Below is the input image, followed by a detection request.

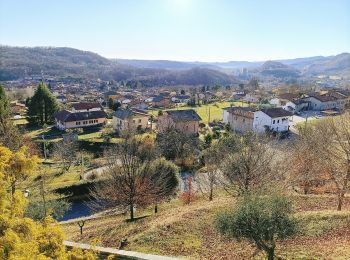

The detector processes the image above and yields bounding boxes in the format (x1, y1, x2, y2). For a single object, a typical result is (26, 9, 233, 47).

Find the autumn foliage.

(0, 145, 96, 259)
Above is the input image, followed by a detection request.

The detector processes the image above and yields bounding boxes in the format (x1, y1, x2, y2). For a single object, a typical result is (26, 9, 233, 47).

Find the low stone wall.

(63, 241, 180, 260)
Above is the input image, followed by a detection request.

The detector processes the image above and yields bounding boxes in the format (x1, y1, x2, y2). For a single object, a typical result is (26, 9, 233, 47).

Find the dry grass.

(61, 194, 350, 259)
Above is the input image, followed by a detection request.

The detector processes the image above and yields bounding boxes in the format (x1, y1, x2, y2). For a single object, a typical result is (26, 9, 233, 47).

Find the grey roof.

(104, 91, 118, 96)
(261, 108, 293, 118)
(166, 109, 202, 122)
(278, 93, 299, 101)
(292, 98, 309, 105)
(308, 93, 337, 102)
(55, 110, 107, 122)
(174, 95, 191, 99)
(113, 109, 134, 119)
(113, 109, 148, 120)
(153, 96, 166, 102)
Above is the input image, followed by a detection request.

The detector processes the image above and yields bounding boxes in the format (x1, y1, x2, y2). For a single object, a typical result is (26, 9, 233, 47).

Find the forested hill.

(0, 46, 237, 86)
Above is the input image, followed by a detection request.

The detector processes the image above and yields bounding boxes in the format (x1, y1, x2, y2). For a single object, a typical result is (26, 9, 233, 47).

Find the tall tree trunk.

(267, 247, 275, 260)
(209, 186, 213, 201)
(11, 182, 16, 196)
(337, 192, 344, 211)
(130, 203, 134, 221)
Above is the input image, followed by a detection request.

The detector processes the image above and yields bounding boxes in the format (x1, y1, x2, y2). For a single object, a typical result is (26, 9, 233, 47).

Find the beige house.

(112, 109, 149, 132)
(223, 107, 255, 133)
(157, 109, 201, 134)
(54, 110, 107, 130)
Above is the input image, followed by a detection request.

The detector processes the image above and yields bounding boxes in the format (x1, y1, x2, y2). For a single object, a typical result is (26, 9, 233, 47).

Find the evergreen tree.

(0, 84, 24, 151)
(27, 82, 59, 125)
(0, 84, 10, 119)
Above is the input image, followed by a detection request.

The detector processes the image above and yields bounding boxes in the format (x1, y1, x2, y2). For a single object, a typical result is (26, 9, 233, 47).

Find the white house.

(282, 99, 309, 113)
(253, 108, 293, 133)
(54, 110, 107, 130)
(171, 95, 191, 103)
(269, 98, 281, 107)
(243, 93, 260, 103)
(56, 95, 67, 103)
(224, 107, 292, 134)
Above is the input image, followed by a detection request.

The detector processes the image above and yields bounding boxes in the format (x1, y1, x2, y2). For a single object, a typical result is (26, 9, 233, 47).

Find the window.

(277, 120, 279, 123)
(273, 120, 275, 124)
(133, 119, 136, 123)
(138, 119, 141, 123)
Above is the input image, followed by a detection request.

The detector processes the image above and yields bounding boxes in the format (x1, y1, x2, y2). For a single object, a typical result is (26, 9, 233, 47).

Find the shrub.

(180, 177, 196, 204)
(216, 194, 298, 260)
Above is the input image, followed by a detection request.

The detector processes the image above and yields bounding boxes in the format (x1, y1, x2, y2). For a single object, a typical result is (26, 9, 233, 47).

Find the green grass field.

(149, 101, 248, 123)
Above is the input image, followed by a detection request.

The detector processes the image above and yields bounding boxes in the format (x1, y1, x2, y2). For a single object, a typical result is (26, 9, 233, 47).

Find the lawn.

(148, 101, 248, 123)
(61, 193, 350, 259)
(12, 118, 29, 125)
(20, 163, 87, 197)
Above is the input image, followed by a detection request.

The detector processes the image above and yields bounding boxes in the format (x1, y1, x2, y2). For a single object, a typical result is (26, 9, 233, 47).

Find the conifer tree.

(27, 82, 59, 125)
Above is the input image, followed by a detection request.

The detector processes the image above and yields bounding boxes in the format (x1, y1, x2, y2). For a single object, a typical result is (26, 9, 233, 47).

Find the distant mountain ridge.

(259, 61, 301, 78)
(0, 46, 237, 86)
(1, 45, 349, 84)
(303, 53, 350, 76)
(117, 53, 350, 79)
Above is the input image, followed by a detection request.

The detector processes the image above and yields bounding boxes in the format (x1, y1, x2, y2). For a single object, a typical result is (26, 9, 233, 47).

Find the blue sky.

(0, 0, 349, 61)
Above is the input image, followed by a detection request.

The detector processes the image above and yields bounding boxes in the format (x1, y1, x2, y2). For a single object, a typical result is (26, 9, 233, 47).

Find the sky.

(0, 0, 349, 62)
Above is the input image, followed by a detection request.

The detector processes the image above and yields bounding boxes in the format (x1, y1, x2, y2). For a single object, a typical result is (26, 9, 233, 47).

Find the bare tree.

(220, 133, 275, 195)
(300, 113, 350, 210)
(52, 140, 78, 173)
(91, 138, 179, 220)
(197, 142, 224, 201)
(288, 131, 324, 194)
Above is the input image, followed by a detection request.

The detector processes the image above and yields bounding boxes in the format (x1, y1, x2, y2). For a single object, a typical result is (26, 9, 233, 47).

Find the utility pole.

(42, 134, 47, 161)
(208, 107, 211, 124)
(80, 152, 84, 180)
(39, 175, 47, 218)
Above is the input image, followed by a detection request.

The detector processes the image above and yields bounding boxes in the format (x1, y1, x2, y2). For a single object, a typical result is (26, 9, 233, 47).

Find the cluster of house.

(269, 89, 349, 114)
(54, 102, 203, 135)
(223, 107, 292, 134)
(52, 84, 225, 110)
(223, 89, 349, 134)
(103, 90, 217, 110)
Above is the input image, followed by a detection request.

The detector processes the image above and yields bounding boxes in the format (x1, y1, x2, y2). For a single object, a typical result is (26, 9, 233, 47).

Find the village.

(2, 79, 350, 259)
(5, 78, 350, 139)
(1, 0, 350, 258)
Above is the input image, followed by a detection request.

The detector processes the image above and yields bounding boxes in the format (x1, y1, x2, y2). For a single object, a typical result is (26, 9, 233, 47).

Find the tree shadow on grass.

(125, 215, 151, 223)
